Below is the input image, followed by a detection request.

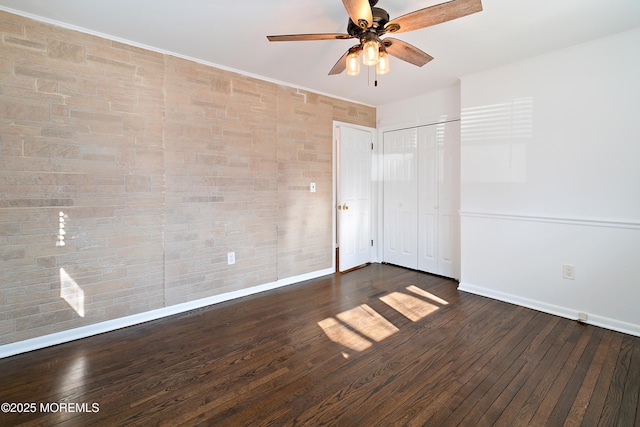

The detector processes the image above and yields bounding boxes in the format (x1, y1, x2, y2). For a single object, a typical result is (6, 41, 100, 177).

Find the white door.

(383, 128, 418, 269)
(417, 125, 438, 272)
(436, 121, 460, 278)
(338, 125, 372, 272)
(417, 121, 460, 278)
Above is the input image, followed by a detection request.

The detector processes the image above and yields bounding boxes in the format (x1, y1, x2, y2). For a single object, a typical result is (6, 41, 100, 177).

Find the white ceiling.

(1, 0, 639, 107)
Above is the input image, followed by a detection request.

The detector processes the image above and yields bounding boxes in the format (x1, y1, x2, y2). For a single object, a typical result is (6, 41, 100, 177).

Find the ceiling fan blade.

(342, 0, 373, 29)
(267, 33, 353, 42)
(382, 38, 434, 67)
(328, 45, 362, 75)
(386, 0, 482, 34)
(329, 51, 350, 75)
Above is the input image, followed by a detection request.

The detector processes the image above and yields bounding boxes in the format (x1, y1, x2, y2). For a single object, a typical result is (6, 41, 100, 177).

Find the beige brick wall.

(0, 11, 375, 346)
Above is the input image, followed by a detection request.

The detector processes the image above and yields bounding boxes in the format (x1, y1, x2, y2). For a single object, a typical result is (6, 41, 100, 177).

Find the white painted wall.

(377, 84, 461, 128)
(458, 28, 640, 336)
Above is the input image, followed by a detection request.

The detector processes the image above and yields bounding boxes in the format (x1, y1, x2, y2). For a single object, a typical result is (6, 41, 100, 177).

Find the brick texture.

(0, 10, 375, 346)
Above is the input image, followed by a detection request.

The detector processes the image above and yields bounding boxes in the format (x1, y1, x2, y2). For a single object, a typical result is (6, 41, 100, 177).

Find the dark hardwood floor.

(1, 264, 639, 426)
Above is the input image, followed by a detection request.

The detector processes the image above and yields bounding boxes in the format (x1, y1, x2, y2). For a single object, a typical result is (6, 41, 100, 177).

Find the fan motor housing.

(347, 6, 389, 36)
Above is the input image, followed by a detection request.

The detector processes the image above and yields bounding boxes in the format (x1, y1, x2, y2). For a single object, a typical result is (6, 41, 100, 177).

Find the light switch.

(310, 182, 316, 192)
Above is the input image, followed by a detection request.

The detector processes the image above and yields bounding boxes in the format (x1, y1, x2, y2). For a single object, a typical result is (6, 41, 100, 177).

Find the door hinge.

(371, 143, 374, 150)
(371, 240, 374, 246)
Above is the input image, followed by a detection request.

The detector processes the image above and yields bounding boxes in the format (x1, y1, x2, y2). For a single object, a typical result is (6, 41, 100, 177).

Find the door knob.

(343, 204, 349, 210)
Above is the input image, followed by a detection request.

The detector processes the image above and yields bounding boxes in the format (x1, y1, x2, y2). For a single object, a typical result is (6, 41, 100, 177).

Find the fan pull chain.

(366, 65, 379, 87)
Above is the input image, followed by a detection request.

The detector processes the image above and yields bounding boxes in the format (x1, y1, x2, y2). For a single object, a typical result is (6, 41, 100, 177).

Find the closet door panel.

(418, 125, 438, 272)
(437, 121, 460, 278)
(383, 128, 418, 269)
(419, 212, 437, 265)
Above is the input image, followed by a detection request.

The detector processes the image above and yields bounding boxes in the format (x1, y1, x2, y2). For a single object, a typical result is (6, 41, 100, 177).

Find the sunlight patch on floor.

(58, 352, 87, 394)
(336, 304, 399, 342)
(318, 317, 372, 352)
(406, 285, 449, 305)
(380, 292, 439, 322)
(318, 283, 450, 356)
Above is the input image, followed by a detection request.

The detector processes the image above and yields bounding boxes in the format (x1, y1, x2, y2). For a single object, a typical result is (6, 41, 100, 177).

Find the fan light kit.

(376, 48, 390, 75)
(346, 49, 361, 76)
(267, 0, 482, 79)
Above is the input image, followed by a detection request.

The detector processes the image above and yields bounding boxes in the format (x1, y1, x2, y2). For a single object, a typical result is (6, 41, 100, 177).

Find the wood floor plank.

(491, 322, 589, 427)
(216, 276, 480, 421)
(377, 306, 544, 426)
(618, 336, 640, 426)
(562, 330, 613, 427)
(546, 326, 604, 426)
(0, 264, 639, 426)
(581, 332, 625, 427)
(528, 324, 595, 426)
(435, 310, 559, 425)
(315, 300, 520, 426)
(267, 291, 493, 425)
(459, 319, 575, 425)
(598, 334, 634, 426)
(420, 312, 551, 426)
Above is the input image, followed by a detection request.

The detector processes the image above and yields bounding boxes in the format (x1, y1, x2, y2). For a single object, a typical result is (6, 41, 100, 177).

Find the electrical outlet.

(227, 252, 235, 265)
(562, 264, 575, 280)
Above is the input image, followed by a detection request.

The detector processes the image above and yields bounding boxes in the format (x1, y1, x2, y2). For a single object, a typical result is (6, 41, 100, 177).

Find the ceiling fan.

(267, 0, 483, 76)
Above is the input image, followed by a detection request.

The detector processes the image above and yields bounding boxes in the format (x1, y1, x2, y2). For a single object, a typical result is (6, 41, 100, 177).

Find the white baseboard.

(458, 282, 640, 338)
(0, 268, 334, 359)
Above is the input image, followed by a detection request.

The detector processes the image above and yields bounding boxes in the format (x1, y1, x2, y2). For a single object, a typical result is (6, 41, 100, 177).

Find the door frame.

(332, 121, 377, 272)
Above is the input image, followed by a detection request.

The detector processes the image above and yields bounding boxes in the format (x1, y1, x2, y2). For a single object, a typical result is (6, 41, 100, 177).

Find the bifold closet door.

(417, 125, 438, 273)
(383, 128, 418, 270)
(383, 121, 460, 279)
(434, 121, 460, 278)
(417, 122, 459, 278)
